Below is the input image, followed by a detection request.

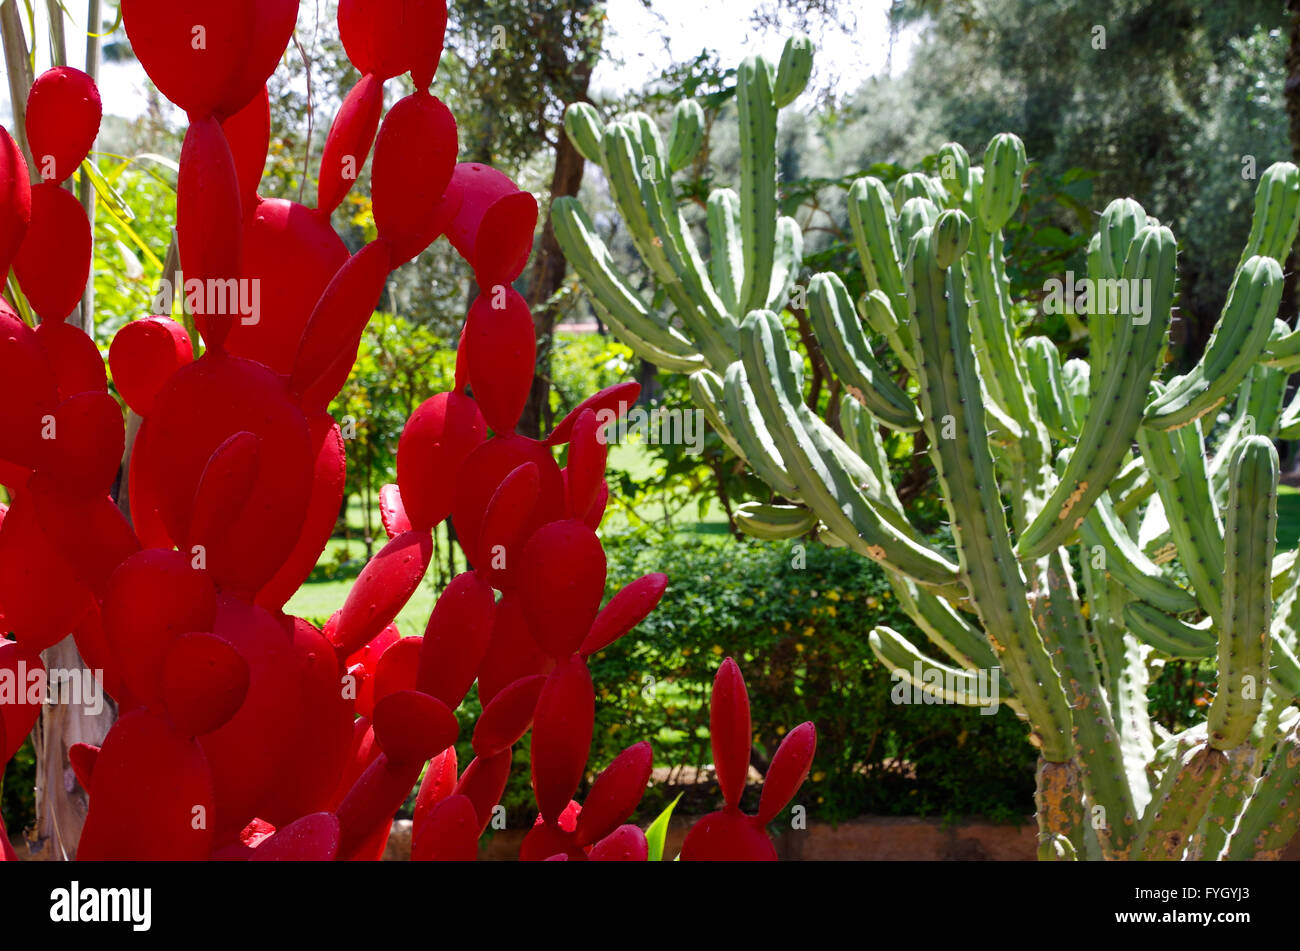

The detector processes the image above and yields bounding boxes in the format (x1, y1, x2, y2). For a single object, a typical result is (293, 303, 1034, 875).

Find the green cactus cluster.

(554, 37, 1300, 860)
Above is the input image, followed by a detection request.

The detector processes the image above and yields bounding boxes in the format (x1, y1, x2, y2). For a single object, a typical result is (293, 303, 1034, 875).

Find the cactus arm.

(1143, 256, 1284, 431)
(1024, 336, 1078, 439)
(1078, 492, 1196, 615)
(859, 289, 917, 374)
(736, 55, 779, 315)
(733, 502, 817, 540)
(906, 222, 1073, 761)
(1264, 328, 1300, 372)
(1207, 437, 1278, 751)
(1135, 419, 1225, 621)
(666, 98, 705, 172)
(1194, 744, 1261, 860)
(848, 177, 912, 342)
(807, 272, 923, 431)
(706, 188, 746, 319)
(687, 368, 749, 462)
(839, 395, 906, 513)
(738, 310, 962, 587)
(563, 102, 605, 164)
(551, 197, 706, 369)
(1133, 745, 1229, 860)
(1018, 225, 1178, 559)
(766, 216, 804, 311)
(887, 570, 997, 672)
(1122, 602, 1216, 659)
(868, 626, 1007, 707)
(1224, 723, 1300, 859)
(720, 362, 801, 498)
(773, 34, 814, 107)
(1238, 161, 1300, 267)
(1034, 551, 1138, 856)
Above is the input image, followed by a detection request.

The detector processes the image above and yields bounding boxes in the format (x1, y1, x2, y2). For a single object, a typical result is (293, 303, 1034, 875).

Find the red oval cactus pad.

(709, 657, 752, 810)
(574, 741, 653, 846)
(249, 813, 341, 862)
(108, 316, 193, 418)
(589, 824, 648, 862)
(0, 127, 31, 275)
(410, 794, 479, 861)
(317, 74, 384, 215)
(756, 721, 816, 825)
(34, 391, 124, 497)
(440, 163, 537, 287)
(177, 117, 244, 349)
(416, 570, 495, 707)
(378, 483, 413, 538)
(13, 181, 91, 322)
(0, 311, 58, 470)
(372, 688, 459, 764)
(25, 67, 101, 184)
(161, 632, 251, 737)
(221, 86, 271, 211)
(453, 749, 513, 833)
(463, 286, 536, 435)
(516, 519, 607, 658)
(35, 320, 108, 399)
(371, 91, 458, 265)
(472, 674, 546, 758)
(530, 655, 595, 822)
(581, 573, 668, 657)
(476, 591, 552, 706)
(397, 391, 486, 531)
(330, 529, 433, 657)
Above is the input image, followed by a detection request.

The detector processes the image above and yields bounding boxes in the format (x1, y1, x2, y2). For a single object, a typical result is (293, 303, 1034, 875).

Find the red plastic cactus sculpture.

(0, 0, 813, 863)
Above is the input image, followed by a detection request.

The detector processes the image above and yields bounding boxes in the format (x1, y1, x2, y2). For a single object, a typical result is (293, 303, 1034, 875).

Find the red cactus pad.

(25, 67, 101, 184)
(406, 0, 450, 89)
(476, 461, 540, 586)
(371, 91, 458, 265)
(589, 824, 649, 862)
(0, 311, 57, 470)
(756, 721, 817, 825)
(530, 655, 595, 822)
(119, 0, 297, 119)
(77, 710, 217, 861)
(317, 74, 384, 215)
(344, 623, 400, 719)
(378, 484, 413, 538)
(710, 658, 753, 810)
(371, 634, 422, 704)
(411, 794, 479, 861)
(463, 287, 537, 436)
(476, 592, 552, 706)
(574, 741, 653, 846)
(581, 478, 609, 530)
(472, 674, 546, 758)
(249, 813, 341, 862)
(227, 198, 350, 374)
(516, 519, 607, 658)
(546, 381, 641, 446)
(413, 746, 458, 832)
(681, 809, 777, 862)
(256, 415, 347, 611)
(68, 741, 98, 791)
(292, 240, 394, 408)
(28, 477, 139, 597)
(439, 163, 538, 287)
(330, 530, 432, 657)
(177, 117, 244, 350)
(397, 391, 486, 531)
(13, 181, 91, 322)
(33, 391, 123, 497)
(0, 127, 31, 275)
(0, 492, 93, 648)
(71, 606, 129, 707)
(108, 316, 193, 418)
(35, 320, 108, 399)
(565, 409, 607, 519)
(580, 573, 669, 657)
(372, 688, 459, 764)
(416, 570, 496, 707)
(143, 353, 313, 597)
(519, 802, 584, 861)
(161, 632, 250, 737)
(453, 749, 513, 833)
(102, 548, 217, 705)
(221, 86, 270, 211)
(198, 597, 307, 842)
(124, 419, 173, 549)
(0, 639, 42, 763)
(337, 0, 409, 80)
(451, 435, 566, 564)
(335, 753, 424, 860)
(186, 431, 260, 552)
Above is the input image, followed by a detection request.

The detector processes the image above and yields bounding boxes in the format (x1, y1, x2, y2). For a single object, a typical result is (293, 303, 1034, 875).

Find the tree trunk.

(519, 112, 589, 439)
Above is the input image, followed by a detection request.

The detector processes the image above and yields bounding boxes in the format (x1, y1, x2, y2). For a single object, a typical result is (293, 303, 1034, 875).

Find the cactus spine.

(554, 38, 1300, 860)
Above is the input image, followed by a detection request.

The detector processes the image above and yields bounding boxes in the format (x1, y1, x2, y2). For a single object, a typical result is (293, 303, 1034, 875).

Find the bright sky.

(1, 0, 917, 125)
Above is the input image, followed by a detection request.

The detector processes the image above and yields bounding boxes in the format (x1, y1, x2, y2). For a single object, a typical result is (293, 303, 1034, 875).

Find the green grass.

(1278, 485, 1300, 551)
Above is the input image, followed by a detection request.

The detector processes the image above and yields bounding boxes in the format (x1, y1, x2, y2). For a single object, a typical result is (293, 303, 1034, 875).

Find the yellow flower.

(1081, 602, 1091, 619)
(775, 725, 786, 736)
(711, 645, 723, 656)
(795, 643, 805, 653)
(802, 626, 814, 637)
(742, 597, 754, 607)
(866, 596, 879, 609)
(826, 605, 837, 617)
(812, 771, 825, 782)
(826, 590, 841, 602)
(783, 620, 792, 632)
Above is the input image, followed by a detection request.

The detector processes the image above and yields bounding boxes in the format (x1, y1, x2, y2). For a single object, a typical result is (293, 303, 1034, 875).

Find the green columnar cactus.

(553, 38, 1300, 860)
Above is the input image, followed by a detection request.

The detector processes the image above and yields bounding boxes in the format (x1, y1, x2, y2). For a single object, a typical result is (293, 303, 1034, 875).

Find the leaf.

(645, 792, 682, 862)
